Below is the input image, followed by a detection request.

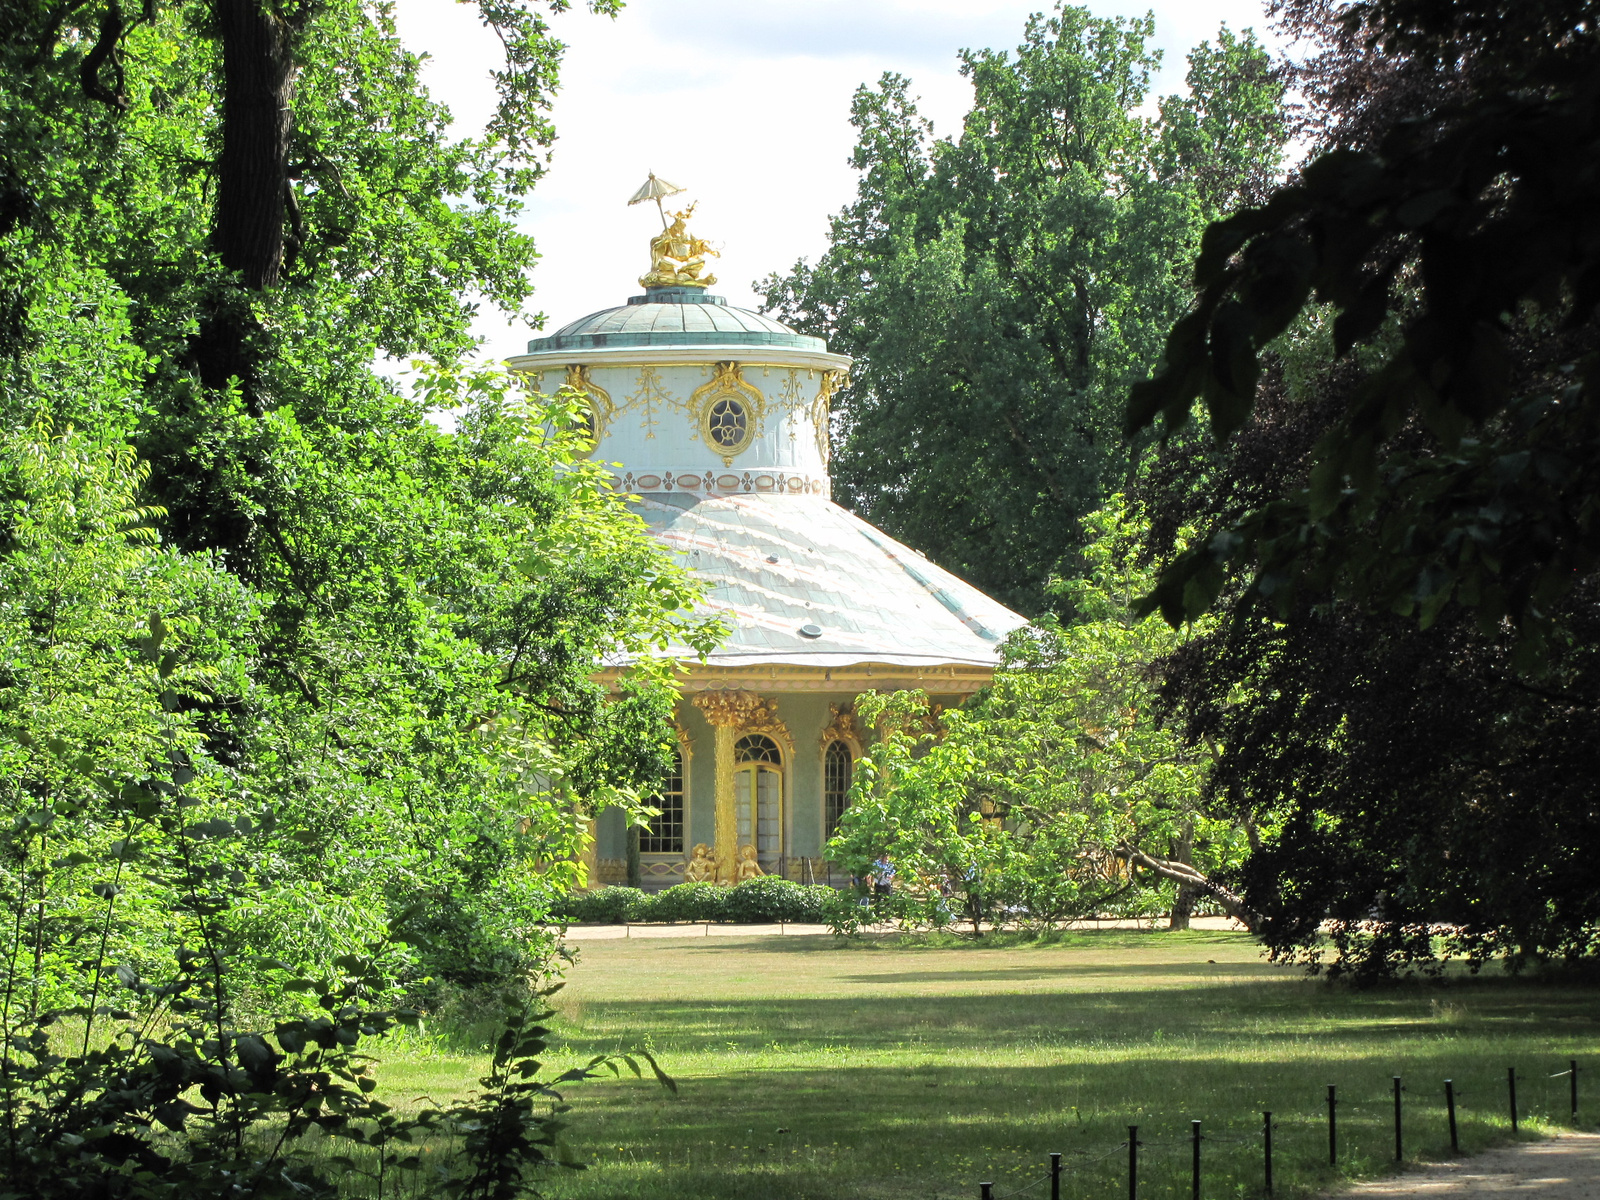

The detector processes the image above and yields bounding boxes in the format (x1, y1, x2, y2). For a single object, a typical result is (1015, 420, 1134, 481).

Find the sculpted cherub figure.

(735, 844, 764, 881)
(683, 842, 715, 883)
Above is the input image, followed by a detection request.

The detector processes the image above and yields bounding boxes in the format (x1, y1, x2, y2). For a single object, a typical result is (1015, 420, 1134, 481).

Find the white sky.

(390, 0, 1286, 356)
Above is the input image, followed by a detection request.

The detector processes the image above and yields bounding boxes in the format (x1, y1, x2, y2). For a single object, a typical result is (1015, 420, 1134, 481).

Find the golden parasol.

(628, 172, 686, 228)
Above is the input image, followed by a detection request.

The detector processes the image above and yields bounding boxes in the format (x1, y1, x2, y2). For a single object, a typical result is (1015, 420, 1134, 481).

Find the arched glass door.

(733, 734, 783, 875)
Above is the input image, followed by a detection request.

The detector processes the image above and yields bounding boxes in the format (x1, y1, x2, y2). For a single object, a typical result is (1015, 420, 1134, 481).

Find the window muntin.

(824, 740, 853, 839)
(640, 749, 684, 854)
(704, 396, 751, 455)
(734, 734, 781, 764)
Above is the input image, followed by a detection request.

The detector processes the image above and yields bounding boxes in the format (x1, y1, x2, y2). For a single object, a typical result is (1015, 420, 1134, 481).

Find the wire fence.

(968, 1058, 1587, 1200)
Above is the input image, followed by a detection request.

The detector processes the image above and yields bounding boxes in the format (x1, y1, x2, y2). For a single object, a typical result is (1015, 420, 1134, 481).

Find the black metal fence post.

(1129, 1125, 1139, 1200)
(1193, 1120, 1202, 1200)
(1051, 1151, 1062, 1200)
(981, 1184, 993, 1200)
(1446, 1079, 1459, 1153)
(1328, 1084, 1338, 1165)
(1573, 1060, 1580, 1124)
(1264, 1111, 1273, 1196)
(1394, 1076, 1403, 1161)
(1509, 1067, 1518, 1133)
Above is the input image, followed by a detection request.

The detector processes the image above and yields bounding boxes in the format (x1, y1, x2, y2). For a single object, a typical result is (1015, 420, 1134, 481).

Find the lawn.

(380, 929, 1600, 1200)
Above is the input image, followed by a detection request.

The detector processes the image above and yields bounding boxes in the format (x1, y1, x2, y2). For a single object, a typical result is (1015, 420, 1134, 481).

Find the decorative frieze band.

(611, 469, 829, 497)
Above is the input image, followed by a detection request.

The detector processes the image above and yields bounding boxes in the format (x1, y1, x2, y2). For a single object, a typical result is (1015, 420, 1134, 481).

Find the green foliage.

(0, 0, 718, 1004)
(826, 498, 1249, 933)
(552, 879, 844, 925)
(1125, 0, 1600, 670)
(1132, 0, 1600, 976)
(0, 0, 700, 1189)
(762, 6, 1286, 614)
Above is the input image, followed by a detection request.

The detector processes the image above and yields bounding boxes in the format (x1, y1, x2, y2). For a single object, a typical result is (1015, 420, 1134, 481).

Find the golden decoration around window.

(820, 702, 862, 755)
(691, 362, 766, 465)
(563, 364, 613, 446)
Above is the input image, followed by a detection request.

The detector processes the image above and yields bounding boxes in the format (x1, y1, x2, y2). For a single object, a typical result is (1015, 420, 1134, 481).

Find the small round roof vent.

(797, 623, 823, 639)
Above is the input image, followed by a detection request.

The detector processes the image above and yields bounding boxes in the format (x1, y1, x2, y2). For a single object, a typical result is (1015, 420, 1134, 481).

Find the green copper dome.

(526, 287, 825, 353)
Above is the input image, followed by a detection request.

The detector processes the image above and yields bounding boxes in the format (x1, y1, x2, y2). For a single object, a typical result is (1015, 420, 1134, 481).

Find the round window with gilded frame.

(702, 395, 753, 458)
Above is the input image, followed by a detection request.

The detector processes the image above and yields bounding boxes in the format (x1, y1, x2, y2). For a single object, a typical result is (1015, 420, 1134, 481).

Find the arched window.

(733, 734, 783, 864)
(639, 748, 684, 854)
(824, 740, 853, 839)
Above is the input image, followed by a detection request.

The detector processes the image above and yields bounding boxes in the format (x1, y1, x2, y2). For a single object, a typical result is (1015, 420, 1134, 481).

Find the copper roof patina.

(528, 287, 825, 354)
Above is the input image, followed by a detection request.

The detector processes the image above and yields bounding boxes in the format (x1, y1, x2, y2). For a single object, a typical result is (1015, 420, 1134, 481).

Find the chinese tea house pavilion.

(508, 182, 1027, 888)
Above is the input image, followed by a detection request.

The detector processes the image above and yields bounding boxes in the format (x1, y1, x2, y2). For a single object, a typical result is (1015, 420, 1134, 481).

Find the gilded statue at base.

(735, 844, 764, 881)
(683, 842, 715, 883)
(641, 204, 719, 289)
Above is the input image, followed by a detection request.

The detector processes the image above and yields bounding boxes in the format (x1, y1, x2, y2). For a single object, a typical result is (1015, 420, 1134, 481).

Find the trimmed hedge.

(552, 878, 845, 924)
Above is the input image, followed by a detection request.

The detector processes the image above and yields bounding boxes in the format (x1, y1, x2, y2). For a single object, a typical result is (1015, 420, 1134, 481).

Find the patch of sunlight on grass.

(366, 929, 1600, 1200)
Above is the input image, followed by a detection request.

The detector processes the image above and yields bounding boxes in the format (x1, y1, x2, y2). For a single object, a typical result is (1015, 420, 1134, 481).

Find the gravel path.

(1342, 1134, 1600, 1200)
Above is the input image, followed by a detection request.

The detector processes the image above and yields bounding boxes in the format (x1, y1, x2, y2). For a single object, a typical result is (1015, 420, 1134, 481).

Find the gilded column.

(693, 689, 756, 884)
(580, 813, 600, 890)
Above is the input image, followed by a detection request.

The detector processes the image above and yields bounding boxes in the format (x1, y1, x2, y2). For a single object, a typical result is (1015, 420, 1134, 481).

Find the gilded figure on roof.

(641, 204, 719, 289)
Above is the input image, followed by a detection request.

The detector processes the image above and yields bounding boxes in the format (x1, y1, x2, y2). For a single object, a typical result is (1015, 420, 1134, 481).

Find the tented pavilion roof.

(639, 491, 1026, 677)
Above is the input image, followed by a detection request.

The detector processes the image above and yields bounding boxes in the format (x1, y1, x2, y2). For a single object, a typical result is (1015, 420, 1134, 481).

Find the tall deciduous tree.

(0, 0, 720, 992)
(762, 6, 1286, 615)
(1133, 0, 1600, 974)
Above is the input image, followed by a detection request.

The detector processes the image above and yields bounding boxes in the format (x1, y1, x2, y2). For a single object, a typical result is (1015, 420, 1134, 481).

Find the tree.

(1127, 0, 1600, 670)
(828, 498, 1253, 934)
(1131, 0, 1600, 973)
(762, 6, 1286, 615)
(0, 0, 722, 991)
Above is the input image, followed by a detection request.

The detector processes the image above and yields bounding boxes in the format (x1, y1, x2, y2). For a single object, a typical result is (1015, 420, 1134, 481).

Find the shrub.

(649, 882, 731, 922)
(551, 880, 846, 924)
(723, 876, 836, 923)
(554, 886, 653, 923)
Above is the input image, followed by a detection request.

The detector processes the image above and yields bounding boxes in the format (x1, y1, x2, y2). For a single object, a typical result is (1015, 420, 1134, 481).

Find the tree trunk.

(625, 824, 641, 888)
(189, 0, 297, 421)
(1168, 823, 1196, 931)
(213, 0, 294, 291)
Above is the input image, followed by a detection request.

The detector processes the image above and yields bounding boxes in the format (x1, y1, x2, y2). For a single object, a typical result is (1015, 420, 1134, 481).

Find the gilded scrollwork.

(563, 364, 613, 442)
(690, 363, 766, 466)
(812, 369, 846, 464)
(820, 702, 862, 755)
(739, 695, 794, 758)
(691, 689, 794, 756)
